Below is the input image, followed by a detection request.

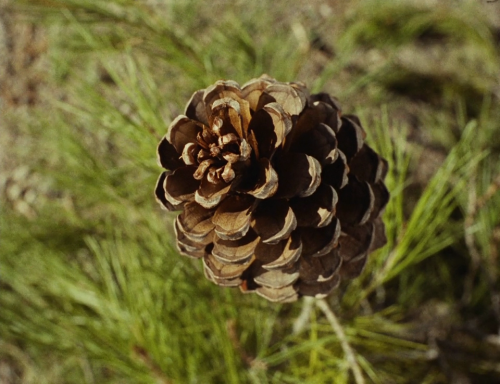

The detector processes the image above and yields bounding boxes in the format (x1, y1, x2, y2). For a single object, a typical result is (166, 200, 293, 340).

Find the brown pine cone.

(155, 75, 389, 303)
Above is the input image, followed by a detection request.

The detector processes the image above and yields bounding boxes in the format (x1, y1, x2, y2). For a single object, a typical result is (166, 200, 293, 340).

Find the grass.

(1, 0, 500, 383)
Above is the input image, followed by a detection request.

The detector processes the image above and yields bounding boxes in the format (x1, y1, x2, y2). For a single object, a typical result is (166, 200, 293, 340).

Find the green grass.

(1, 0, 500, 382)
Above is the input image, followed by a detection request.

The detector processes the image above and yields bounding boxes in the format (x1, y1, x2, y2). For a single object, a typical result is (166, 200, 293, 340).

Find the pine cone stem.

(316, 298, 366, 384)
(292, 296, 315, 335)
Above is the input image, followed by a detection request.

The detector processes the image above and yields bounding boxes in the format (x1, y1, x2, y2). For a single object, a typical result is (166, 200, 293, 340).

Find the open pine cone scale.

(155, 75, 389, 303)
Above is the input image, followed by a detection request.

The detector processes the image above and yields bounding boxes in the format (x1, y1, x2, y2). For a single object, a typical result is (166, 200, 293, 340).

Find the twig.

(316, 299, 365, 384)
(476, 173, 500, 210)
(465, 172, 500, 225)
(226, 319, 267, 370)
(462, 176, 480, 305)
(133, 345, 173, 384)
(293, 296, 315, 335)
(462, 172, 500, 332)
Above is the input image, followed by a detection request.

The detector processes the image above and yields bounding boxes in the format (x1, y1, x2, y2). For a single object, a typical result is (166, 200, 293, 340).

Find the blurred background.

(1, 0, 500, 383)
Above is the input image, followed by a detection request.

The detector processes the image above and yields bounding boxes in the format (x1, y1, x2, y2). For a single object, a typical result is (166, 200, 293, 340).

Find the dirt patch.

(0, 3, 51, 218)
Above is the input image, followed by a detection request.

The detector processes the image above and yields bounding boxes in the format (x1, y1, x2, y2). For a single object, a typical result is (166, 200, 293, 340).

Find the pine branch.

(316, 299, 365, 384)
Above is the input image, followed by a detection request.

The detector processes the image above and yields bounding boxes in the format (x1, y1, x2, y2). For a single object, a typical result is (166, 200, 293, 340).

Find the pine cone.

(155, 75, 389, 303)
